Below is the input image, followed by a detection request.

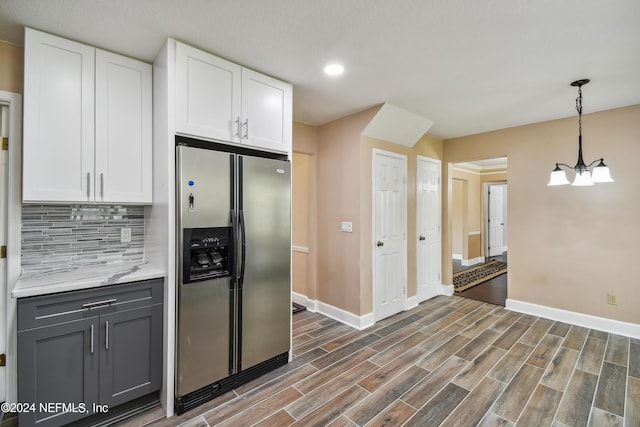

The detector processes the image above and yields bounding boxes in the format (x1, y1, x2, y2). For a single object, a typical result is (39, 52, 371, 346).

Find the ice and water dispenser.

(182, 227, 232, 284)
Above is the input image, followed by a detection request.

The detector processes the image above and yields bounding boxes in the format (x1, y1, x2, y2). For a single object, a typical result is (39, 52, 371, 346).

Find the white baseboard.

(316, 300, 375, 330)
(461, 257, 484, 267)
(506, 299, 640, 339)
(452, 253, 462, 261)
(295, 292, 434, 330)
(406, 295, 419, 311)
(293, 292, 374, 330)
(440, 284, 454, 296)
(292, 292, 317, 312)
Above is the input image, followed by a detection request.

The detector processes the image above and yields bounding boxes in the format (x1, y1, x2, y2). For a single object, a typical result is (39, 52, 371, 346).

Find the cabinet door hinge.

(1, 246, 6, 259)
(2, 137, 8, 151)
(0, 353, 5, 366)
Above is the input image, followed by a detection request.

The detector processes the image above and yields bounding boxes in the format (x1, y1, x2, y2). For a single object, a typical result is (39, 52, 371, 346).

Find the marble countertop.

(12, 260, 165, 298)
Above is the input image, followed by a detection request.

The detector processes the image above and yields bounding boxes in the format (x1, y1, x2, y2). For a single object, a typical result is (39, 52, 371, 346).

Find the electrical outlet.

(607, 293, 618, 305)
(121, 227, 132, 243)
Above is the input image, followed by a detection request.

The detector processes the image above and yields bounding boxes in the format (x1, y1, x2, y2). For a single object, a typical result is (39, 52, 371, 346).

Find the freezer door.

(175, 277, 231, 397)
(176, 145, 233, 229)
(239, 156, 291, 370)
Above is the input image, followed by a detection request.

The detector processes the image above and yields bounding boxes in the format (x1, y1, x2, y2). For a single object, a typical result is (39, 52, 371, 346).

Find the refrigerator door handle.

(231, 209, 238, 284)
(239, 210, 246, 289)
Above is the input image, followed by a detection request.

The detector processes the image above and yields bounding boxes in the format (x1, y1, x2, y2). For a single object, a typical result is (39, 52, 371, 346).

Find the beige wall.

(451, 168, 483, 260)
(451, 167, 508, 261)
(292, 152, 311, 297)
(308, 106, 443, 316)
(468, 234, 482, 259)
(0, 41, 23, 93)
(443, 104, 640, 324)
(292, 122, 318, 302)
(452, 168, 482, 232)
(315, 107, 378, 315)
(452, 179, 464, 256)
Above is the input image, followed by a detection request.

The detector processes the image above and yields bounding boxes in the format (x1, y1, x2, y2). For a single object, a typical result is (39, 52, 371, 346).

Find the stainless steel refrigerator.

(175, 144, 291, 413)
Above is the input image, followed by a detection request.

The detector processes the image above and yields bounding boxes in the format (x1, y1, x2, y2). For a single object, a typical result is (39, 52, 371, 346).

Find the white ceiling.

(1, 0, 639, 139)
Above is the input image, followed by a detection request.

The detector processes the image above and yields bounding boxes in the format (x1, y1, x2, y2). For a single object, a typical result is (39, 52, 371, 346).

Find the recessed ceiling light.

(324, 63, 344, 76)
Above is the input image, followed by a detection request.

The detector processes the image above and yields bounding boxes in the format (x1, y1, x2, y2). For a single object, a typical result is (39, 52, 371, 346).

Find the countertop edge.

(12, 262, 166, 298)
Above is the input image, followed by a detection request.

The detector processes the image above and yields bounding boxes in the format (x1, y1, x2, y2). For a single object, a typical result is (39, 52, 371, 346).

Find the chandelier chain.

(576, 86, 583, 136)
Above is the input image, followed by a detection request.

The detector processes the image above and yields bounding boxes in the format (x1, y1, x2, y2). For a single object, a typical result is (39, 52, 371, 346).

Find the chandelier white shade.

(547, 79, 614, 187)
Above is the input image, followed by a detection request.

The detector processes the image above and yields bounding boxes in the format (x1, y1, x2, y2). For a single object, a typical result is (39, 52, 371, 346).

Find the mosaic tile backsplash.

(21, 205, 145, 276)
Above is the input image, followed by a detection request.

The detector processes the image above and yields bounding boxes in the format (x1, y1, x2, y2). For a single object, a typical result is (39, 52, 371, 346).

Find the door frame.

(416, 155, 442, 302)
(483, 181, 508, 259)
(0, 90, 22, 404)
(372, 148, 408, 321)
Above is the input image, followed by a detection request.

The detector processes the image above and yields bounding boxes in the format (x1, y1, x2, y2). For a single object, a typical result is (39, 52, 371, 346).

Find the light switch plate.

(341, 221, 353, 233)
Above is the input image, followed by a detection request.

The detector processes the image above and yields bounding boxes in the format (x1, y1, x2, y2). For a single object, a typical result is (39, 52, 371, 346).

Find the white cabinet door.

(241, 68, 292, 153)
(23, 28, 95, 203)
(175, 42, 241, 143)
(95, 50, 152, 204)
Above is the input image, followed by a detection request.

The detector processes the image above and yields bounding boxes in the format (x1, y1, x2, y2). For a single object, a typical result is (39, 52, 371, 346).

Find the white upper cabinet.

(23, 28, 96, 203)
(23, 28, 152, 204)
(175, 41, 292, 154)
(241, 68, 292, 153)
(95, 50, 152, 203)
(176, 43, 242, 143)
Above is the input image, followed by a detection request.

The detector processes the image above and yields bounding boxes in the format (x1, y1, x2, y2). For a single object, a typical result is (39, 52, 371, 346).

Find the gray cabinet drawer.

(18, 279, 163, 331)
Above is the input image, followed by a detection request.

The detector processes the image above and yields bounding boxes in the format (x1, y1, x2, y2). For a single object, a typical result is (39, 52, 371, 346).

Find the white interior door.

(0, 103, 7, 402)
(417, 156, 441, 302)
(373, 150, 407, 321)
(1, 91, 22, 405)
(488, 184, 507, 256)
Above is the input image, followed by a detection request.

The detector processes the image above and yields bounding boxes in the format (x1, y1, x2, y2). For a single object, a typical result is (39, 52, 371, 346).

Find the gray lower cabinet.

(17, 279, 163, 427)
(99, 304, 163, 408)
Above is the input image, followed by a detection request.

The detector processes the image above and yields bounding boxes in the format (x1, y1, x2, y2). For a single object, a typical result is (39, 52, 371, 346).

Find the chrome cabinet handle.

(82, 298, 117, 309)
(234, 116, 241, 138)
(419, 236, 426, 241)
(100, 173, 104, 199)
(105, 321, 109, 351)
(90, 324, 94, 354)
(242, 118, 249, 140)
(376, 241, 384, 247)
(86, 172, 91, 199)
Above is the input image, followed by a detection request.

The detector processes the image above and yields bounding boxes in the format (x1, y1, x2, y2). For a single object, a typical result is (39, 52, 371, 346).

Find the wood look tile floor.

(120, 295, 639, 427)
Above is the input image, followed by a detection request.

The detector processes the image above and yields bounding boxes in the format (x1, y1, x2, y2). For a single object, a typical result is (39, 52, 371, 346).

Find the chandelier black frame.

(547, 79, 614, 186)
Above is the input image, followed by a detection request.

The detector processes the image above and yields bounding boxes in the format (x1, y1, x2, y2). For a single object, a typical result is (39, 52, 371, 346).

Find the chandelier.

(547, 79, 614, 186)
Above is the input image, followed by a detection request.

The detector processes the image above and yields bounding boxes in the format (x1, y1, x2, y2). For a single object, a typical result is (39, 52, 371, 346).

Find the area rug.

(292, 302, 307, 314)
(453, 260, 507, 292)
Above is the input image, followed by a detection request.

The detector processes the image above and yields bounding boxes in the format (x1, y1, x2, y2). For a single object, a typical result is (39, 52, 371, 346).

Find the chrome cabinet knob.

(376, 241, 384, 247)
(419, 236, 426, 241)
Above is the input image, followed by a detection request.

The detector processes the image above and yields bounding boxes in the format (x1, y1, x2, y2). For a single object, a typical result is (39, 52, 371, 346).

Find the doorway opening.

(451, 157, 507, 306)
(1, 90, 22, 405)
